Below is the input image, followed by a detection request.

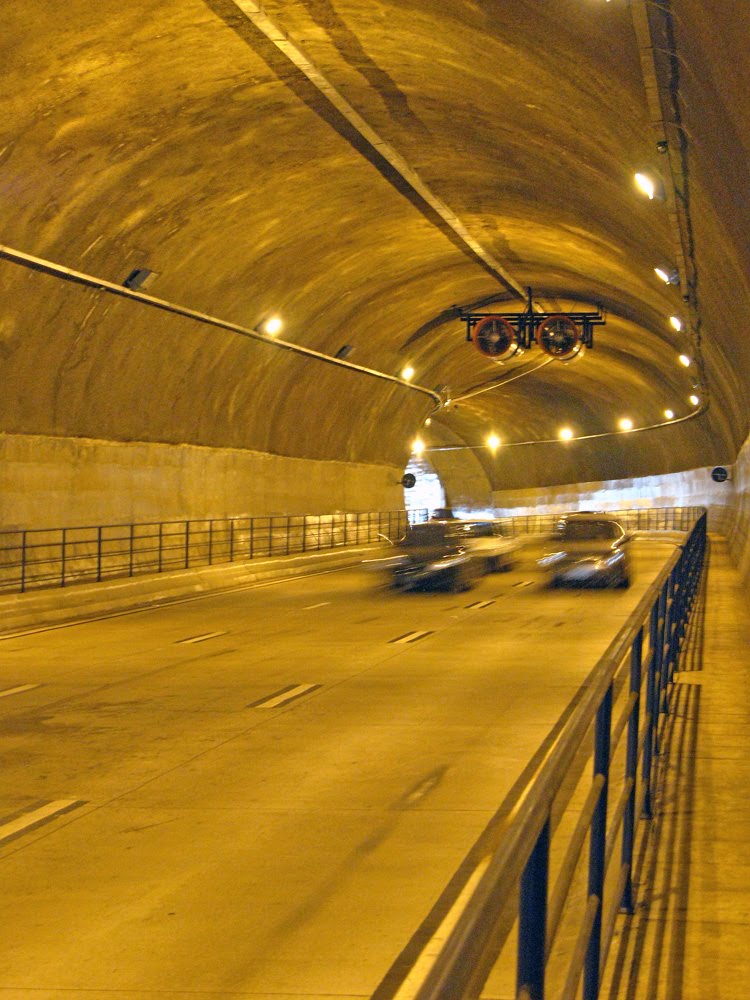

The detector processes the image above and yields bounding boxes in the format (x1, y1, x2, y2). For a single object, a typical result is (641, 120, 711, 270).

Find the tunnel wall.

(727, 431, 750, 592)
(0, 433, 404, 531)
(492, 466, 735, 533)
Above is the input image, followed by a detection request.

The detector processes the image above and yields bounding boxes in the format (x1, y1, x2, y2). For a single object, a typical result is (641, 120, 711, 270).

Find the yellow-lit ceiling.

(1, 0, 749, 489)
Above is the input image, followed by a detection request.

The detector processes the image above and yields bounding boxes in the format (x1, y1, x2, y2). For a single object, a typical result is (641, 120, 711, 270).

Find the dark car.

(363, 520, 476, 592)
(537, 513, 632, 588)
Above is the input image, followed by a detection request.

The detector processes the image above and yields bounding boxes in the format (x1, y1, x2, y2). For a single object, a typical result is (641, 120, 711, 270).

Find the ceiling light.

(670, 316, 683, 332)
(664, 409, 675, 420)
(678, 354, 691, 367)
(689, 394, 700, 406)
(618, 417, 634, 432)
(123, 267, 159, 291)
(486, 433, 501, 452)
(264, 316, 283, 336)
(412, 437, 425, 456)
(401, 365, 415, 382)
(335, 344, 354, 360)
(654, 266, 679, 285)
(424, 418, 431, 427)
(558, 427, 574, 441)
(634, 172, 657, 199)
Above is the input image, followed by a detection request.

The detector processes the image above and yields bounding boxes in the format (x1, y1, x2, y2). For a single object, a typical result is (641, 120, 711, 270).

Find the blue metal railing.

(410, 511, 707, 1000)
(0, 508, 429, 595)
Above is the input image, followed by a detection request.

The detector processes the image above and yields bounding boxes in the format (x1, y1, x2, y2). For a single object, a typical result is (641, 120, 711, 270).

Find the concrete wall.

(492, 466, 736, 534)
(0, 432, 404, 530)
(727, 431, 750, 587)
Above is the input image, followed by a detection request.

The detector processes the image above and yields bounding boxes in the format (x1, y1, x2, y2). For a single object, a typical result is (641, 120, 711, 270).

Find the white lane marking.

(466, 600, 495, 610)
(0, 800, 82, 845)
(176, 631, 228, 644)
(512, 580, 534, 589)
(393, 856, 492, 1000)
(390, 630, 434, 645)
(303, 602, 331, 610)
(250, 683, 321, 709)
(0, 684, 40, 699)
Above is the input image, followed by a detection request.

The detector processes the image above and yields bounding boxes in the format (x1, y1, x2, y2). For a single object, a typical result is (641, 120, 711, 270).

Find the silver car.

(538, 513, 632, 588)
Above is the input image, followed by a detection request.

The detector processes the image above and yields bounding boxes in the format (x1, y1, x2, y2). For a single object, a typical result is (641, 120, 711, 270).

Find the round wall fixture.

(471, 316, 520, 361)
(537, 315, 582, 360)
(401, 472, 417, 488)
(710, 466, 730, 483)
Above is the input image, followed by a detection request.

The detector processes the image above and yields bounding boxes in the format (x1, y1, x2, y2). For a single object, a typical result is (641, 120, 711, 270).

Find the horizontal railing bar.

(559, 895, 600, 1000)
(609, 691, 639, 760)
(604, 778, 635, 873)
(599, 863, 631, 977)
(546, 775, 605, 953)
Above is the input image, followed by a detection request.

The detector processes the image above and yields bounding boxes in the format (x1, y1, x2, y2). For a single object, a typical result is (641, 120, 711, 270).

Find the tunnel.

(1, 2, 749, 998)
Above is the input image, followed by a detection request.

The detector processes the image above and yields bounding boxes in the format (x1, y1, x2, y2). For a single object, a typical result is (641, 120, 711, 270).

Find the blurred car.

(363, 520, 477, 592)
(538, 513, 632, 588)
(455, 519, 521, 572)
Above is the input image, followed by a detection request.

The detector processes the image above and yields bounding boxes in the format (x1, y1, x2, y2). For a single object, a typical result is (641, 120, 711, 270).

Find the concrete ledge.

(0, 545, 384, 635)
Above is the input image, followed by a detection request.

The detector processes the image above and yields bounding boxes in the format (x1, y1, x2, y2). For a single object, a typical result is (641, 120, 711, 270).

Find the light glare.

(634, 172, 656, 199)
(401, 366, 415, 382)
(412, 437, 425, 456)
(264, 315, 283, 336)
(678, 354, 691, 367)
(486, 433, 501, 452)
(618, 417, 634, 432)
(559, 427, 574, 441)
(654, 267, 670, 283)
(689, 394, 700, 406)
(664, 409, 675, 420)
(670, 316, 683, 332)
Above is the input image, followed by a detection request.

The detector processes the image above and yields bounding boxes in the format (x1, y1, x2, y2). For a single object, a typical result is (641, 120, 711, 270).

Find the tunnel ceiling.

(2, 0, 750, 490)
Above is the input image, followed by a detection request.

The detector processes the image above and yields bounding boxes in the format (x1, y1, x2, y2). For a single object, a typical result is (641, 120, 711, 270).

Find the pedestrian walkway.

(602, 535, 750, 999)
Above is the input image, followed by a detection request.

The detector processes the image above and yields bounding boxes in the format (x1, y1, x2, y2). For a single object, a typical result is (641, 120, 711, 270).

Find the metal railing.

(495, 505, 703, 536)
(0, 509, 429, 595)
(411, 510, 707, 1000)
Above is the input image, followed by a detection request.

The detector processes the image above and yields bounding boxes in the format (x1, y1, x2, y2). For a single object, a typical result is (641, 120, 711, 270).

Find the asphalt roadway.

(0, 537, 682, 1000)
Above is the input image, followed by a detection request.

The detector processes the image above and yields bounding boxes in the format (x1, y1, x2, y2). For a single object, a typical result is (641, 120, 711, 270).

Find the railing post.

(208, 519, 214, 565)
(250, 517, 255, 560)
(20, 530, 27, 593)
(621, 628, 643, 913)
(269, 516, 274, 556)
(97, 526, 103, 582)
(61, 528, 67, 588)
(642, 601, 660, 819)
(302, 515, 308, 552)
(158, 523, 163, 573)
(517, 818, 550, 1000)
(229, 519, 235, 563)
(185, 521, 190, 569)
(317, 515, 322, 551)
(129, 523, 135, 577)
(286, 515, 291, 556)
(583, 683, 612, 1000)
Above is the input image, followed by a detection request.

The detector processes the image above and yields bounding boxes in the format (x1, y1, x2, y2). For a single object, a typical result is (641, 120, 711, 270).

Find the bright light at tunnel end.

(412, 437, 425, 456)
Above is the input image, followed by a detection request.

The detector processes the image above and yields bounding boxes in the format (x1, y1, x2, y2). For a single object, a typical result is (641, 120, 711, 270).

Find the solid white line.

(177, 631, 227, 644)
(393, 857, 492, 1000)
(256, 683, 319, 709)
(0, 800, 79, 844)
(303, 602, 331, 610)
(0, 684, 39, 699)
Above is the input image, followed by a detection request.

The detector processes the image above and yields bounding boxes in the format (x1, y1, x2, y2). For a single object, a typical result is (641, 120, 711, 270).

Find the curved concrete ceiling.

(2, 0, 749, 490)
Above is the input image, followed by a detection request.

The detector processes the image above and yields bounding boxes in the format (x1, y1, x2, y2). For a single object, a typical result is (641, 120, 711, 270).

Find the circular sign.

(711, 466, 729, 483)
(536, 315, 582, 360)
(401, 473, 417, 489)
(471, 316, 519, 361)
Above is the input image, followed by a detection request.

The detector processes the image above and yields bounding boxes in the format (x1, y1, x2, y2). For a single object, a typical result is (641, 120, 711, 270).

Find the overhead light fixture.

(486, 432, 501, 452)
(678, 354, 691, 367)
(634, 172, 663, 200)
(424, 417, 431, 427)
(670, 316, 683, 332)
(123, 267, 159, 291)
(401, 365, 415, 382)
(618, 417, 634, 432)
(335, 344, 354, 360)
(654, 266, 679, 285)
(558, 427, 574, 441)
(264, 316, 283, 336)
(689, 394, 700, 406)
(664, 409, 675, 420)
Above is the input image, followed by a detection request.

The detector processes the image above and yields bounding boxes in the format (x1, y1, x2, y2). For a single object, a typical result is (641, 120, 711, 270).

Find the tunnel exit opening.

(403, 454, 446, 520)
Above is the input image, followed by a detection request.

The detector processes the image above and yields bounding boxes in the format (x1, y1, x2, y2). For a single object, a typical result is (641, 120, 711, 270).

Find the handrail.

(411, 511, 707, 1000)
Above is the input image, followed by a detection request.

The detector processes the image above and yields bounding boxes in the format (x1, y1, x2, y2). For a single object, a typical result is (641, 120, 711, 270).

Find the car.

(537, 513, 632, 588)
(363, 520, 477, 592)
(454, 519, 521, 572)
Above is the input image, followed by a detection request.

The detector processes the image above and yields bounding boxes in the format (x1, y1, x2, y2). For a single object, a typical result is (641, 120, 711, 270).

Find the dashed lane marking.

(303, 602, 331, 610)
(0, 684, 40, 700)
(0, 800, 85, 846)
(248, 683, 322, 709)
(465, 600, 495, 610)
(176, 631, 228, 644)
(389, 631, 434, 645)
(512, 580, 535, 589)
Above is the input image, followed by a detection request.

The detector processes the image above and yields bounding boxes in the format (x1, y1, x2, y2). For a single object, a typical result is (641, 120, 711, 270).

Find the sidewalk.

(602, 535, 750, 998)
